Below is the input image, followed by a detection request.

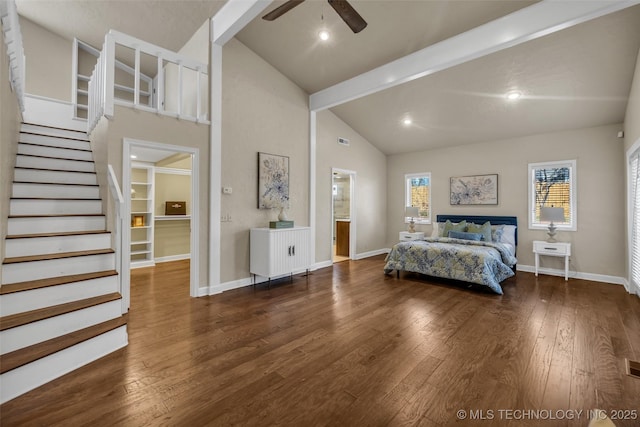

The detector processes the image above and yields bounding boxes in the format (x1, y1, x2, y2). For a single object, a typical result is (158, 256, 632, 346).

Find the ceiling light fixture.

(403, 118, 412, 126)
(506, 91, 522, 100)
(318, 29, 330, 41)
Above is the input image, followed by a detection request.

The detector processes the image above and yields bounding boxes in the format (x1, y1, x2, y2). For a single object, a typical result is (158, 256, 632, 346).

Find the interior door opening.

(123, 138, 200, 301)
(332, 168, 356, 263)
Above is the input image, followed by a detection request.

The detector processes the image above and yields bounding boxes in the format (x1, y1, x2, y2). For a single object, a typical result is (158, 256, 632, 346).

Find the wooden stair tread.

(6, 230, 109, 239)
(12, 181, 98, 187)
(0, 314, 127, 374)
(16, 153, 94, 163)
(14, 166, 96, 175)
(0, 292, 121, 331)
(0, 270, 117, 295)
(3, 248, 114, 265)
(22, 122, 88, 137)
(18, 141, 91, 152)
(10, 197, 100, 201)
(9, 213, 104, 218)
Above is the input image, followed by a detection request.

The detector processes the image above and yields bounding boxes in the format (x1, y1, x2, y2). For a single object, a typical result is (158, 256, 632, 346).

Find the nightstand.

(399, 231, 425, 242)
(533, 240, 571, 281)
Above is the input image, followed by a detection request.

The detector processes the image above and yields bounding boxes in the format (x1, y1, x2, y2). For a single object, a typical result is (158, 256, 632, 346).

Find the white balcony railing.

(0, 0, 26, 112)
(88, 30, 209, 135)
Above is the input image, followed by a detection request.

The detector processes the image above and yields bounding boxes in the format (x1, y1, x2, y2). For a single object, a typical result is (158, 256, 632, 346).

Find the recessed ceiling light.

(318, 30, 330, 41)
(403, 118, 412, 126)
(130, 154, 137, 159)
(506, 91, 522, 100)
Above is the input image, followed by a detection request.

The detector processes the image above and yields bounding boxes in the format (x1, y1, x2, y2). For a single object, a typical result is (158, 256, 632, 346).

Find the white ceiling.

(14, 0, 640, 156)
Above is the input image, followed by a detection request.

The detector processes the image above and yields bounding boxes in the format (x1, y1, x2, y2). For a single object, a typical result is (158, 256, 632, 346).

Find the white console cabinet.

(250, 227, 310, 285)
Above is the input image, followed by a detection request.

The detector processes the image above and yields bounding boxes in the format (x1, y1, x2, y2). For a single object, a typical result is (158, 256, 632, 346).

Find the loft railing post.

(103, 33, 115, 119)
(134, 47, 140, 106)
(157, 54, 164, 113)
(177, 61, 183, 117)
(196, 67, 202, 122)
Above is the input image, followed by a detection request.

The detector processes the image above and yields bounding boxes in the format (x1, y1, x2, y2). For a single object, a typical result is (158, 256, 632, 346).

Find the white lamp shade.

(540, 206, 564, 223)
(405, 206, 420, 218)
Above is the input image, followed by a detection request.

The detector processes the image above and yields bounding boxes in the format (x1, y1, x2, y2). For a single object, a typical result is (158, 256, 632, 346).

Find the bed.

(384, 215, 518, 294)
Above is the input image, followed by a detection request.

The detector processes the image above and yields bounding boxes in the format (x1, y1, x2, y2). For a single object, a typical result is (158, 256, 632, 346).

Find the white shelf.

(131, 198, 151, 201)
(131, 211, 152, 214)
(131, 225, 151, 229)
(155, 215, 191, 221)
(132, 182, 151, 186)
(131, 249, 151, 256)
(131, 240, 151, 245)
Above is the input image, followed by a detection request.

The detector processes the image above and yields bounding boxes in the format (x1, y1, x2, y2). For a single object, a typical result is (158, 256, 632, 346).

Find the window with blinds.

(405, 172, 431, 224)
(629, 150, 640, 290)
(528, 160, 577, 230)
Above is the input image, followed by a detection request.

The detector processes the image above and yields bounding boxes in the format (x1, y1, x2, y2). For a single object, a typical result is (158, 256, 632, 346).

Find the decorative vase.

(278, 207, 288, 221)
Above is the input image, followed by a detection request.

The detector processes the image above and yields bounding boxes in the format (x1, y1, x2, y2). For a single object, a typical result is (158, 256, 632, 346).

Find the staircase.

(0, 122, 128, 404)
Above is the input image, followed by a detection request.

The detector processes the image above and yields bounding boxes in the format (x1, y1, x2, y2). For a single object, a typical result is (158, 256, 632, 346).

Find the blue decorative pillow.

(448, 230, 483, 241)
(491, 224, 505, 242)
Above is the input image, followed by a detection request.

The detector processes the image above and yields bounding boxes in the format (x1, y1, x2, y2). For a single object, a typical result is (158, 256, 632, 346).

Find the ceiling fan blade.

(262, 0, 305, 21)
(327, 0, 367, 33)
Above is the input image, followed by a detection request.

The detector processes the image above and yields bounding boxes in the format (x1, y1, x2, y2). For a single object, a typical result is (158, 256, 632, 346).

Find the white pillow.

(499, 225, 517, 247)
(430, 222, 440, 238)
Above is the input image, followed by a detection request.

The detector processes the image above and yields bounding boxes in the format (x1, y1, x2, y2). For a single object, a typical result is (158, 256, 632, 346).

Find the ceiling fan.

(262, 0, 368, 34)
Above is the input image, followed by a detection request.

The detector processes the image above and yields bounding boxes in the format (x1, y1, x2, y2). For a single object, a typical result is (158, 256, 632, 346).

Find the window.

(528, 160, 576, 230)
(405, 172, 431, 224)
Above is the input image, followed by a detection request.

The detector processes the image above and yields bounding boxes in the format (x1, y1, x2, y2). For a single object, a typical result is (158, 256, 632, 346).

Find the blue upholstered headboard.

(436, 215, 518, 246)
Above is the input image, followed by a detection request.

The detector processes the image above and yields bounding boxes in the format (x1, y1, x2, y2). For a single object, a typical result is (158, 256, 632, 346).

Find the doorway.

(123, 138, 200, 304)
(332, 168, 356, 263)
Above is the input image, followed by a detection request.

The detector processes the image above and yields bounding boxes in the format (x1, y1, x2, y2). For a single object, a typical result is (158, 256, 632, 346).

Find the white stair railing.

(87, 30, 209, 135)
(107, 164, 128, 313)
(0, 0, 26, 112)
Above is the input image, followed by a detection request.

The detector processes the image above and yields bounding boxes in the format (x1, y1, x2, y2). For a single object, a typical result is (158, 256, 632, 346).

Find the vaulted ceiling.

(14, 0, 640, 155)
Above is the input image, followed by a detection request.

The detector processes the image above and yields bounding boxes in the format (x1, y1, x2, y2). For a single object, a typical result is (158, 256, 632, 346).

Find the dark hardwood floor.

(2, 256, 639, 426)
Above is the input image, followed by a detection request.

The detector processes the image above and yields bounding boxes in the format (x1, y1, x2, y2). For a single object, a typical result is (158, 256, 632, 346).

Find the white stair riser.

(0, 275, 118, 316)
(8, 216, 106, 235)
(5, 233, 111, 257)
(14, 168, 97, 185)
(2, 253, 115, 284)
(0, 326, 128, 404)
(16, 155, 95, 173)
(18, 144, 93, 161)
(10, 199, 102, 216)
(12, 183, 99, 200)
(21, 124, 88, 141)
(20, 132, 90, 151)
(0, 300, 122, 354)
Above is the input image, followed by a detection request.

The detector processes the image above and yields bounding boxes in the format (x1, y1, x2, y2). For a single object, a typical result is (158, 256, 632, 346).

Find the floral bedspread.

(383, 237, 517, 294)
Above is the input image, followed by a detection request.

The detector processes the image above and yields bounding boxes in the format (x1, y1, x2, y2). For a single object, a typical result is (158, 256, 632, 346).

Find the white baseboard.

(313, 260, 333, 270)
(517, 264, 626, 286)
(353, 248, 391, 260)
(208, 276, 253, 295)
(154, 254, 190, 263)
(130, 260, 155, 269)
(23, 94, 86, 132)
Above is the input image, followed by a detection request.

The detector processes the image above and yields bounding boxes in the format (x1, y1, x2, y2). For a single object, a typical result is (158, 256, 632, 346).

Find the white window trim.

(405, 172, 432, 225)
(528, 159, 577, 231)
(626, 137, 640, 296)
